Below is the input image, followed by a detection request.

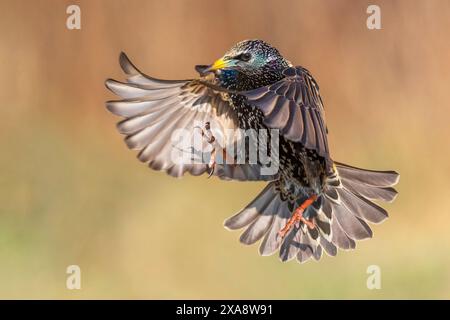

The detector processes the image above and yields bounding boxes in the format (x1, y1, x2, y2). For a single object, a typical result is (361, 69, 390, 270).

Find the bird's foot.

(278, 194, 318, 239)
(194, 122, 218, 178)
(194, 121, 215, 144)
(207, 149, 216, 178)
(206, 147, 230, 178)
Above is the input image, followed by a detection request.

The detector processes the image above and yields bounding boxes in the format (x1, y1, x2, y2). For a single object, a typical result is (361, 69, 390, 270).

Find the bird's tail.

(319, 162, 399, 255)
(223, 162, 399, 263)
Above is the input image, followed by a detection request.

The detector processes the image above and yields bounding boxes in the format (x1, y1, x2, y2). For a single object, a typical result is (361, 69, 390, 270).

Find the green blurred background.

(1, 0, 449, 299)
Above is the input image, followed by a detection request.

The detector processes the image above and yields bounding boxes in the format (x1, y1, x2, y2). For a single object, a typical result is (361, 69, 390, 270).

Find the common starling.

(105, 39, 399, 263)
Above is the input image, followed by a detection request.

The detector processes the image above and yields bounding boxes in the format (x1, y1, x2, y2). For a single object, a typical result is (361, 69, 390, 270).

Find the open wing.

(105, 52, 277, 181)
(241, 67, 329, 159)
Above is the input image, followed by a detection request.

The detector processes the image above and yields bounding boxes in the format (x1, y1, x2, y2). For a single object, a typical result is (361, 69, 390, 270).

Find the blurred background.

(1, 0, 449, 299)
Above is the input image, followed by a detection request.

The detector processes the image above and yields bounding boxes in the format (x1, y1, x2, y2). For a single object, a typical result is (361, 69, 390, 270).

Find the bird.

(105, 39, 399, 263)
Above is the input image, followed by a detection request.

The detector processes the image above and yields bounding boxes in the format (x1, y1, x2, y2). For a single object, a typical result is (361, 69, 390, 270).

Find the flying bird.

(105, 39, 399, 263)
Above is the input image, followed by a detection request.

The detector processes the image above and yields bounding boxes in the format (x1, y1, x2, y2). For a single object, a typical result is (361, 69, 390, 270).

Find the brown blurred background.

(0, 0, 449, 299)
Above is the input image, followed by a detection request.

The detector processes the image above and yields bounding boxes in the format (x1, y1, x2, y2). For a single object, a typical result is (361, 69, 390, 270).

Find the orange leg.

(278, 195, 318, 239)
(197, 122, 233, 177)
(195, 122, 218, 177)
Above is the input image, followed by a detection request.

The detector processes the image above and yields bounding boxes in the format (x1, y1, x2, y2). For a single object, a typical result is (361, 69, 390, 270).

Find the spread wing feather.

(106, 52, 276, 181)
(242, 67, 329, 158)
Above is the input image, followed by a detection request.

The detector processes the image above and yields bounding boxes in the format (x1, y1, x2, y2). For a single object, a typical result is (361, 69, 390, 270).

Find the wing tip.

(119, 51, 137, 75)
(105, 99, 117, 114)
(260, 248, 277, 257)
(392, 171, 400, 186)
(223, 217, 241, 231)
(119, 51, 127, 61)
(104, 78, 115, 89)
(223, 220, 233, 231)
(119, 51, 148, 78)
(385, 187, 399, 203)
(104, 78, 126, 97)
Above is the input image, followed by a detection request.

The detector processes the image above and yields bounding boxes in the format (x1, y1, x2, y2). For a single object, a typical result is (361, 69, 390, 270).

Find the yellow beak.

(196, 58, 233, 76)
(210, 58, 228, 71)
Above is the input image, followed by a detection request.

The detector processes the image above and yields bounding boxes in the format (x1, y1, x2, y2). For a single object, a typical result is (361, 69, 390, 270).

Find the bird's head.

(196, 39, 291, 90)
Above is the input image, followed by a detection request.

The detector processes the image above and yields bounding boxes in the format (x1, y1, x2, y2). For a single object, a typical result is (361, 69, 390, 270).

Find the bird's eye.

(235, 52, 252, 62)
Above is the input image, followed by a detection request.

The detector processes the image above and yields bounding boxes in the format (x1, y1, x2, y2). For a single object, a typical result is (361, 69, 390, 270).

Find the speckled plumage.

(105, 39, 399, 263)
(213, 40, 327, 205)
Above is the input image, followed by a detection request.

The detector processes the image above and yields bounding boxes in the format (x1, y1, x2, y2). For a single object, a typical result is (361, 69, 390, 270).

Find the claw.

(194, 121, 218, 178)
(194, 122, 214, 142)
(207, 165, 215, 178)
(207, 148, 216, 178)
(278, 195, 318, 239)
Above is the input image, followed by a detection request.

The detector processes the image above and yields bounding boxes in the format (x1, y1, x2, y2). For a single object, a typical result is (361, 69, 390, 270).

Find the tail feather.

(224, 183, 276, 230)
(331, 217, 357, 250)
(296, 231, 314, 263)
(319, 234, 337, 256)
(259, 203, 291, 256)
(309, 204, 331, 238)
(313, 244, 323, 261)
(223, 162, 399, 263)
(332, 202, 373, 240)
(340, 177, 397, 203)
(334, 162, 399, 187)
(239, 197, 279, 245)
(336, 187, 388, 223)
(279, 225, 301, 261)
